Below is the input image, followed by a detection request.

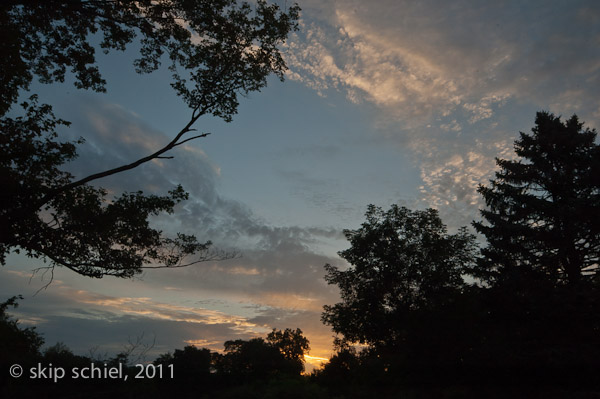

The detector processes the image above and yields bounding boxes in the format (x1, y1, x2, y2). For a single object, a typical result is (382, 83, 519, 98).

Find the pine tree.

(474, 111, 600, 286)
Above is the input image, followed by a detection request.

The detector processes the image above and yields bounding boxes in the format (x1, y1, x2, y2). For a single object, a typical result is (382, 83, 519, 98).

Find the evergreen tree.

(474, 112, 600, 286)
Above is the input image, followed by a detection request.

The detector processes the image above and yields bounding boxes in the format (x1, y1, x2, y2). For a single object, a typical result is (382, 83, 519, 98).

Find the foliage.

(0, 98, 210, 277)
(322, 205, 478, 349)
(0, 296, 44, 361)
(157, 345, 213, 382)
(474, 111, 600, 286)
(318, 113, 600, 390)
(266, 327, 310, 374)
(314, 347, 360, 385)
(212, 328, 309, 379)
(0, 0, 299, 278)
(0, 0, 300, 117)
(43, 342, 93, 376)
(0, 296, 44, 390)
(217, 332, 309, 379)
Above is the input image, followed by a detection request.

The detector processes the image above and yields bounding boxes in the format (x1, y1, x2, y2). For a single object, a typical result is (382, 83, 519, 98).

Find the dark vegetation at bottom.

(2, 288, 600, 399)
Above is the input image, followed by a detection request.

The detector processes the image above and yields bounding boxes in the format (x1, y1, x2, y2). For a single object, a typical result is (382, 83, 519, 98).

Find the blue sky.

(2, 0, 600, 370)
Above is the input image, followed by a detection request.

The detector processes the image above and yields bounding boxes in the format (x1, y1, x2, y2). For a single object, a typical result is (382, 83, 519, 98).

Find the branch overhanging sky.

(2, 0, 599, 370)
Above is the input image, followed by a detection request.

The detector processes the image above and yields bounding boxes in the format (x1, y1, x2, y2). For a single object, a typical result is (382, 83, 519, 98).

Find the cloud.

(1, 268, 336, 369)
(285, 0, 600, 227)
(1, 270, 263, 353)
(288, 0, 600, 120)
(39, 94, 346, 348)
(146, 231, 343, 311)
(60, 97, 221, 206)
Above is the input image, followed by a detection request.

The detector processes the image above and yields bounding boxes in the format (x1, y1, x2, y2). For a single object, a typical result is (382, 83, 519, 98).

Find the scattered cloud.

(285, 0, 600, 226)
(1, 270, 336, 366)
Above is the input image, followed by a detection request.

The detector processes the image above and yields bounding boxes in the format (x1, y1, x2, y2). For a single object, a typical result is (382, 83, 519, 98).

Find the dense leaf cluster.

(1, 97, 211, 277)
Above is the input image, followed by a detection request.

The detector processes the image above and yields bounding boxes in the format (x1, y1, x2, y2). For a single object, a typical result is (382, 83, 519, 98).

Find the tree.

(267, 327, 310, 374)
(322, 205, 478, 350)
(314, 347, 360, 386)
(217, 338, 286, 379)
(43, 342, 92, 375)
(0, 296, 45, 382)
(217, 329, 310, 378)
(0, 1, 299, 278)
(474, 112, 600, 286)
(160, 345, 213, 382)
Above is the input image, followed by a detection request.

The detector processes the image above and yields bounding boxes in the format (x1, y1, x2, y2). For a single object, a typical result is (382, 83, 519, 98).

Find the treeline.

(1, 308, 320, 398)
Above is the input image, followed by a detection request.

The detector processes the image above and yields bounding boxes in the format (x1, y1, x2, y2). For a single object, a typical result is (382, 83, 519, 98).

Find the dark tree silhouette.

(322, 205, 478, 350)
(0, 296, 44, 387)
(315, 347, 360, 385)
(0, 0, 299, 278)
(267, 327, 311, 374)
(0, 296, 44, 356)
(216, 329, 310, 379)
(154, 345, 213, 383)
(217, 338, 283, 379)
(474, 112, 600, 286)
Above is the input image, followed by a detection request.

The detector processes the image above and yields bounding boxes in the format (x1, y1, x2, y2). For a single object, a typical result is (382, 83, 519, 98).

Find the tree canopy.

(267, 327, 311, 374)
(216, 328, 310, 378)
(322, 205, 478, 350)
(0, 0, 299, 278)
(1, 0, 300, 116)
(474, 111, 600, 286)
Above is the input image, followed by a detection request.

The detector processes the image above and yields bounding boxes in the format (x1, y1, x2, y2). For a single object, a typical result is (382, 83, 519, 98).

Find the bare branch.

(25, 243, 240, 289)
(123, 332, 156, 365)
(87, 345, 108, 363)
(29, 264, 56, 295)
(173, 133, 211, 147)
(140, 250, 241, 270)
(35, 104, 212, 210)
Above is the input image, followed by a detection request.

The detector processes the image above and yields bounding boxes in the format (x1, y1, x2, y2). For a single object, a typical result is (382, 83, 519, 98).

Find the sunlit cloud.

(163, 286, 184, 291)
(304, 354, 329, 370)
(1, 265, 336, 365)
(246, 292, 322, 313)
(285, 0, 600, 226)
(76, 294, 263, 334)
(183, 338, 223, 348)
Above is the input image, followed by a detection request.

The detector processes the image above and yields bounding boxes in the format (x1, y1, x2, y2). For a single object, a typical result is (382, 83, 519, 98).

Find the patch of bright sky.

(202, 79, 422, 228)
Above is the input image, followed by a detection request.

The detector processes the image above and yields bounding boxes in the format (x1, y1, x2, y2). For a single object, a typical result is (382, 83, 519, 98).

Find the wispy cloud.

(19, 94, 346, 358)
(1, 269, 336, 366)
(285, 0, 600, 226)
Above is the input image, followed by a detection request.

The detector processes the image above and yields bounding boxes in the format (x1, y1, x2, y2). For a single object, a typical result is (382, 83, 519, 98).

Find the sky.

(2, 0, 600, 371)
